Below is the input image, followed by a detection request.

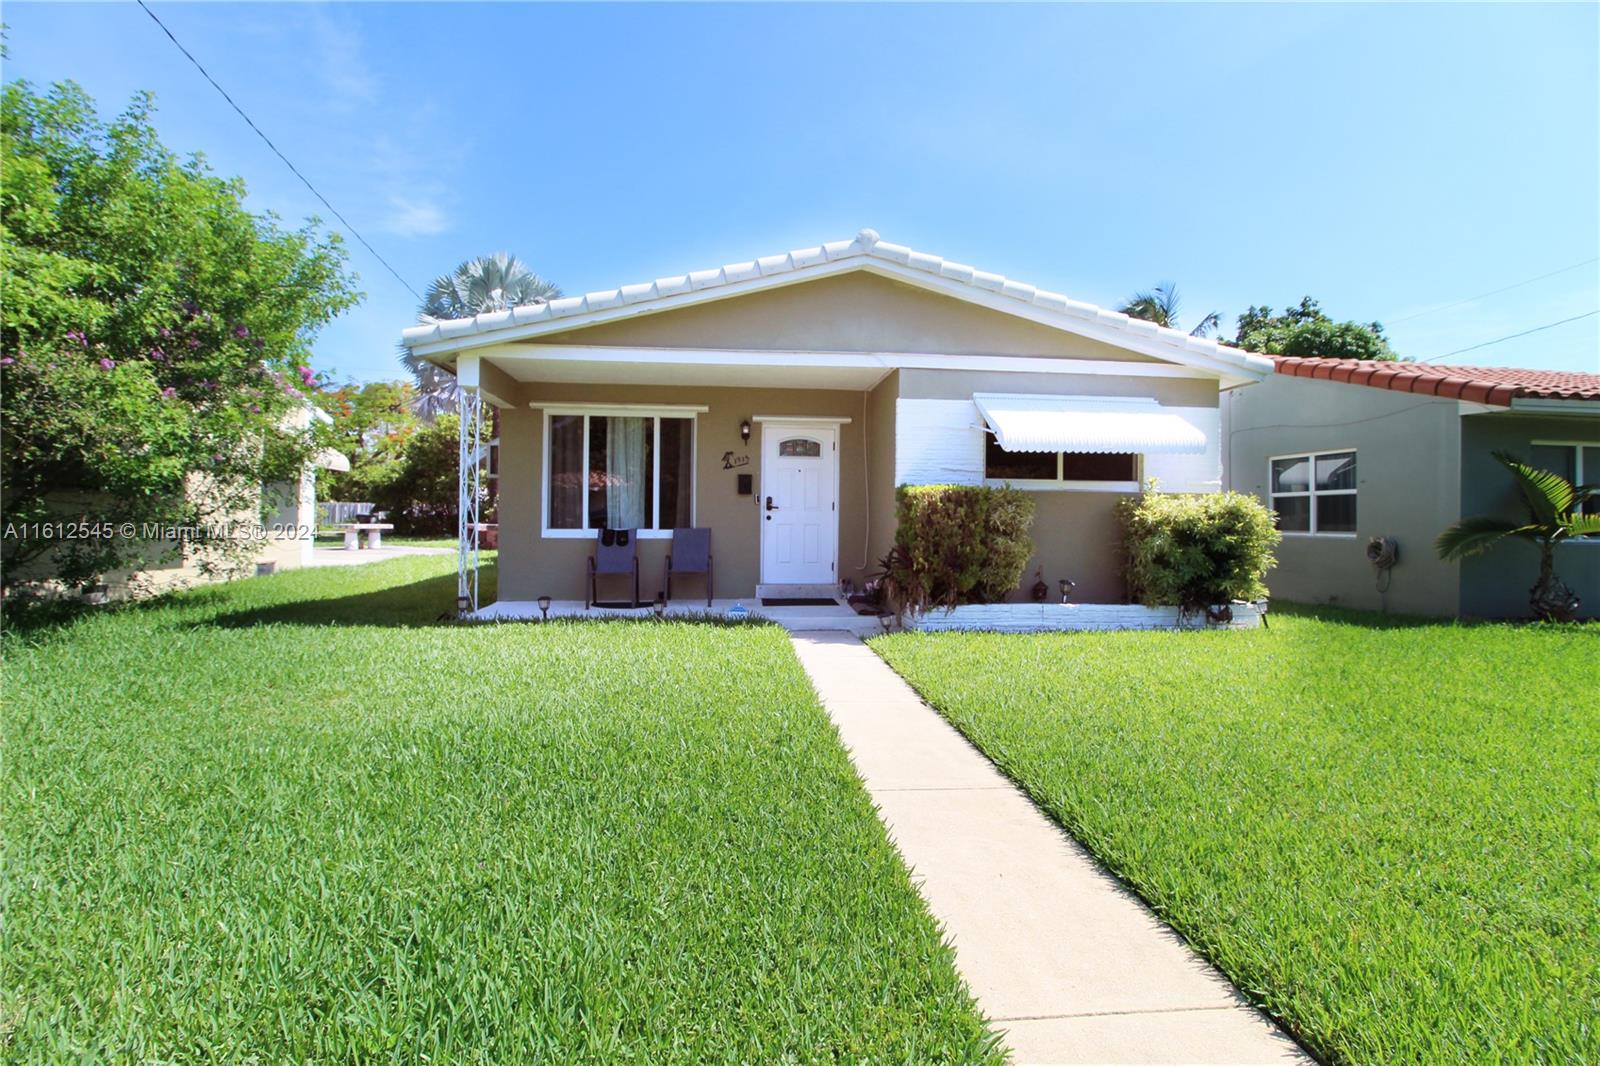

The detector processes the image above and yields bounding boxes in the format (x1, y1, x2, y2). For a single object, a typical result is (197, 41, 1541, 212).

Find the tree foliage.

(1120, 281, 1220, 338)
(1232, 297, 1397, 361)
(315, 380, 419, 502)
(400, 253, 561, 419)
(0, 81, 360, 586)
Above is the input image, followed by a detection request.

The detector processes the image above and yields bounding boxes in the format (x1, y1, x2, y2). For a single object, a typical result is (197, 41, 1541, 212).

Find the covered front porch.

(450, 346, 900, 616)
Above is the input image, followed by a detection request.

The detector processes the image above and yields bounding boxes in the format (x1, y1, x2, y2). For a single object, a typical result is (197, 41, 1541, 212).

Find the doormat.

(760, 597, 840, 607)
(590, 601, 646, 610)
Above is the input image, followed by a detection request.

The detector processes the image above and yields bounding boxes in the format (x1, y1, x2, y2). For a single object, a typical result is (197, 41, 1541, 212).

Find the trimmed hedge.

(885, 485, 1034, 614)
(1117, 488, 1280, 611)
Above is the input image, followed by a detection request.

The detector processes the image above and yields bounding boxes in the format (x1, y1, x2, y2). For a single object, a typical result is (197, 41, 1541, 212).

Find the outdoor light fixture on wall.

(739, 419, 751, 443)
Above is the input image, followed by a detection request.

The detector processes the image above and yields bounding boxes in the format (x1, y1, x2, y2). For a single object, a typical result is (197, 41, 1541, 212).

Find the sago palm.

(1435, 451, 1599, 621)
(1120, 282, 1220, 338)
(401, 253, 562, 419)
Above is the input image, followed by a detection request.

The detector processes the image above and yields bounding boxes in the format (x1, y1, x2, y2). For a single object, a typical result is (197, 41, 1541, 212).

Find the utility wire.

(135, 0, 423, 303)
(1388, 257, 1599, 325)
(1420, 309, 1599, 363)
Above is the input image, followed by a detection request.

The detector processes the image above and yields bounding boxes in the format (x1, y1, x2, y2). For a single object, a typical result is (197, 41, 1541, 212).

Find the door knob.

(765, 496, 779, 511)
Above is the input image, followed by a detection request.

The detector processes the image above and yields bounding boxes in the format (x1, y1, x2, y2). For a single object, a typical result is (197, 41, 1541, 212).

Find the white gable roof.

(401, 229, 1272, 380)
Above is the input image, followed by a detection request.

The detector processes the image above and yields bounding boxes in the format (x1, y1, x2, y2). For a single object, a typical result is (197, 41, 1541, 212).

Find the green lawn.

(3, 557, 998, 1062)
(872, 608, 1598, 1066)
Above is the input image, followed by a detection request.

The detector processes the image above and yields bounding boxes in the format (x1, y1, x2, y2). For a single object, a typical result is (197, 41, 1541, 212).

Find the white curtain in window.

(605, 416, 648, 529)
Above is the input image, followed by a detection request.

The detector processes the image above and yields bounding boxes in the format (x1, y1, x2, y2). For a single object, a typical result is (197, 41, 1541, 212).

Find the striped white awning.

(973, 393, 1207, 454)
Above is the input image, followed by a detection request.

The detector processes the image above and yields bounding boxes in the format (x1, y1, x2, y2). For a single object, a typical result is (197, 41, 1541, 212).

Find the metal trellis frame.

(457, 387, 485, 616)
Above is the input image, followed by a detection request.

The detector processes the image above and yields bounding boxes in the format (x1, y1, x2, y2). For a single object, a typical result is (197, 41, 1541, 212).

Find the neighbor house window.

(1270, 450, 1356, 534)
(984, 435, 1139, 487)
(1531, 441, 1599, 519)
(546, 410, 696, 535)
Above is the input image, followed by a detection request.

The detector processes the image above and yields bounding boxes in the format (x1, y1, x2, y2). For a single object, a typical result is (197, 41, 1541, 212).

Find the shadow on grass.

(203, 568, 473, 629)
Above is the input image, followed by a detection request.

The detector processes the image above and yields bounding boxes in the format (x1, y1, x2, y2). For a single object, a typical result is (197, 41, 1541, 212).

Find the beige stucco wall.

(497, 383, 889, 602)
(1224, 374, 1463, 616)
(896, 368, 1218, 407)
(531, 272, 1159, 361)
(862, 371, 901, 577)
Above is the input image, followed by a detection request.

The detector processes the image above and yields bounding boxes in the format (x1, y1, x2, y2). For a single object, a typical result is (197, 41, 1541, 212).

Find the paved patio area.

(789, 630, 1310, 1066)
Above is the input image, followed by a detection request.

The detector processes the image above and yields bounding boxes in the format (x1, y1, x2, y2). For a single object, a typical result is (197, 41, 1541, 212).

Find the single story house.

(401, 230, 1273, 610)
(1223, 357, 1600, 619)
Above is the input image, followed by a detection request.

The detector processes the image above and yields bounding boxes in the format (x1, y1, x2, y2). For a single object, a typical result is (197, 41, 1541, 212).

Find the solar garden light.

(537, 594, 552, 622)
(456, 594, 471, 617)
(653, 592, 666, 618)
(1059, 579, 1076, 604)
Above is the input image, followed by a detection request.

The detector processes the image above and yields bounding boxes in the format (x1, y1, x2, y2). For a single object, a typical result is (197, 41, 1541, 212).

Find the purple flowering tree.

(1, 81, 360, 588)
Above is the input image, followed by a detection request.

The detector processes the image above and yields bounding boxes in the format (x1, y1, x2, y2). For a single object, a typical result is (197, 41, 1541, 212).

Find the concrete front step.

(755, 583, 843, 603)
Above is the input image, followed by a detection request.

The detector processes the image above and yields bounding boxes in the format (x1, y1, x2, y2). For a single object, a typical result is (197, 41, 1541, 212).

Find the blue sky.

(6, 2, 1597, 383)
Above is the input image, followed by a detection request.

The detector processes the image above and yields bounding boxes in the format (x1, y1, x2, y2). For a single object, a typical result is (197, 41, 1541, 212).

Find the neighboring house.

(17, 402, 347, 599)
(402, 229, 1273, 607)
(1224, 357, 1600, 619)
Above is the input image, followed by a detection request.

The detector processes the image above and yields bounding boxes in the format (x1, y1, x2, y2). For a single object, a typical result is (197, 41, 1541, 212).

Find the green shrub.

(886, 485, 1034, 613)
(1117, 487, 1280, 610)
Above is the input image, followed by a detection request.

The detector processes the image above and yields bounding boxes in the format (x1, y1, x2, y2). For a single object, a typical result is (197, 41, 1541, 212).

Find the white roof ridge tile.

(399, 229, 1259, 373)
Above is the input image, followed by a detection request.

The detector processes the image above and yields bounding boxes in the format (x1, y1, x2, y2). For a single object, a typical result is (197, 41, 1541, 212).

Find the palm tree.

(1435, 451, 1599, 621)
(1120, 282, 1220, 338)
(400, 253, 562, 419)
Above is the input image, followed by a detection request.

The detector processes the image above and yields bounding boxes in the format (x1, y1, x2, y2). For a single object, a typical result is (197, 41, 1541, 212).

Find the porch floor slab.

(469, 598, 885, 636)
(788, 630, 1310, 1066)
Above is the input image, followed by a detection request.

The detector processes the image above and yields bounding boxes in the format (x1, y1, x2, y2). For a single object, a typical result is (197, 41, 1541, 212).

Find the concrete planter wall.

(906, 601, 1266, 633)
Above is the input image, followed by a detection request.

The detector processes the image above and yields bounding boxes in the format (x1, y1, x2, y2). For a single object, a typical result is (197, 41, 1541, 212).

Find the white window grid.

(541, 406, 698, 539)
(1268, 448, 1357, 537)
(982, 446, 1143, 493)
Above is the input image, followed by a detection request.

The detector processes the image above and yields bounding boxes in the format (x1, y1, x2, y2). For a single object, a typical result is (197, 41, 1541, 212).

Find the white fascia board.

(1507, 398, 1600, 416)
(476, 344, 1214, 381)
(527, 401, 710, 416)
(406, 256, 1269, 382)
(751, 415, 853, 424)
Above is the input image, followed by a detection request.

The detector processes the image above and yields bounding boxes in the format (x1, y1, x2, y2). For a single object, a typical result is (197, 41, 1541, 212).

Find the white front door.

(760, 423, 838, 585)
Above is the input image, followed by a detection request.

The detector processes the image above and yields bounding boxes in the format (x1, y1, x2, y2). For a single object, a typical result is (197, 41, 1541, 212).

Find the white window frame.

(540, 404, 701, 539)
(1532, 440, 1600, 541)
(982, 446, 1142, 493)
(1269, 448, 1358, 538)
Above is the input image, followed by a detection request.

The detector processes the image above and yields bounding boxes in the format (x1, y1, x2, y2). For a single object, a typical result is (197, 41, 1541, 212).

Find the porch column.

(457, 384, 485, 616)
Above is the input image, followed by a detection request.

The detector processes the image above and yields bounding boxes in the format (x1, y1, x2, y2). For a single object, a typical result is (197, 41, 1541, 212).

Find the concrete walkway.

(789, 631, 1310, 1066)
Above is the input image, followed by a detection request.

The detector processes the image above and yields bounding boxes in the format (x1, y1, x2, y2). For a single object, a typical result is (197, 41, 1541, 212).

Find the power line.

(1387, 257, 1599, 324)
(135, 0, 422, 303)
(1420, 309, 1599, 363)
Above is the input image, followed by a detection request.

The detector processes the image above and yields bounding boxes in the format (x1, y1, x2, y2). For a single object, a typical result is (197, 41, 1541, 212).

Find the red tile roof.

(1271, 356, 1600, 406)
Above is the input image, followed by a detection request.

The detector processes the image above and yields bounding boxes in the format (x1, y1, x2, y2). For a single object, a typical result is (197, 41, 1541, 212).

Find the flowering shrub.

(1, 81, 358, 586)
(1117, 487, 1280, 611)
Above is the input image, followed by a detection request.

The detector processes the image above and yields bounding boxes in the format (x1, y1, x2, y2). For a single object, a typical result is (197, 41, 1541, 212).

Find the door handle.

(765, 496, 780, 511)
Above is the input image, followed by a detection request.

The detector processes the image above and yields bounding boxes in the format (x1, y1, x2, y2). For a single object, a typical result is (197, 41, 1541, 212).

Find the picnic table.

(338, 523, 394, 550)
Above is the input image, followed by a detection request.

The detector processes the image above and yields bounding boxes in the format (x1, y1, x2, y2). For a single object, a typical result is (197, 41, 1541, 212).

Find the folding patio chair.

(587, 528, 640, 609)
(665, 527, 712, 607)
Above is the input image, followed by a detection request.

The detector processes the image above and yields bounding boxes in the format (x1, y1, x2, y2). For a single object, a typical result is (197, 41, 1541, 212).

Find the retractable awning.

(973, 393, 1207, 454)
